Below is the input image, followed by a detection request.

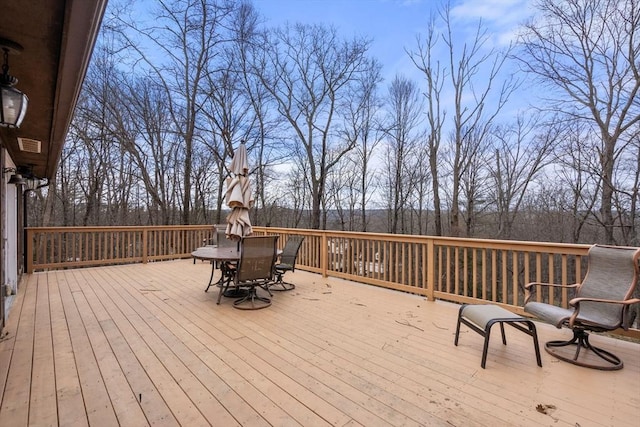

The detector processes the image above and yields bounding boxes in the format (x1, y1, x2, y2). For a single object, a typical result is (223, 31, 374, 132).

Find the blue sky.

(252, 0, 539, 184)
(254, 0, 533, 82)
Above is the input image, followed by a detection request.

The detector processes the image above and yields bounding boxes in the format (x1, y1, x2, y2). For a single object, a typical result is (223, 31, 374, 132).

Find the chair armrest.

(569, 296, 640, 307)
(524, 282, 580, 304)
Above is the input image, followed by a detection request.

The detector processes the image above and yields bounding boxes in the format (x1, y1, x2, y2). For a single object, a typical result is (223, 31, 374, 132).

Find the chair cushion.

(461, 304, 522, 329)
(275, 263, 293, 272)
(525, 301, 621, 330)
(524, 302, 572, 328)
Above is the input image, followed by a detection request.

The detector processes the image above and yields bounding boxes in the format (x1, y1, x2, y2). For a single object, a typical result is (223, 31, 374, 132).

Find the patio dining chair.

(270, 235, 305, 291)
(194, 225, 218, 264)
(524, 244, 640, 370)
(224, 235, 278, 310)
(215, 224, 237, 249)
(214, 223, 238, 282)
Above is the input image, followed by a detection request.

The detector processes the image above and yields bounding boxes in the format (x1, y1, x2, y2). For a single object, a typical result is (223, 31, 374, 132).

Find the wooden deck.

(1, 260, 638, 426)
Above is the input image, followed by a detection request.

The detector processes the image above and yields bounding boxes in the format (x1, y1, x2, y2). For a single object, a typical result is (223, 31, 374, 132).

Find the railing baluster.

(512, 251, 518, 306)
(561, 254, 568, 307)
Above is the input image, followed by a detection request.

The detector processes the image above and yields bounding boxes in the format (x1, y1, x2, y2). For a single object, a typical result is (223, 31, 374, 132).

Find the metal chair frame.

(271, 236, 304, 291)
(224, 235, 278, 310)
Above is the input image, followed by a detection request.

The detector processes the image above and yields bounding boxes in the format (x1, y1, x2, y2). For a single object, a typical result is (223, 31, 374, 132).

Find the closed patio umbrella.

(225, 143, 254, 241)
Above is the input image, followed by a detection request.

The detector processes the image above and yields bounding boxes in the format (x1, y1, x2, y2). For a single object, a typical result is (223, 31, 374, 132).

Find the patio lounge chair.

(226, 235, 278, 310)
(524, 244, 640, 370)
(270, 235, 304, 291)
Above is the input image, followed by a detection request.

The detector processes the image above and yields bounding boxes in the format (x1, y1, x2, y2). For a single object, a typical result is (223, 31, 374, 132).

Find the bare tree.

(231, 3, 285, 228)
(253, 23, 374, 229)
(116, 76, 182, 224)
(552, 122, 601, 242)
(326, 156, 360, 231)
(381, 75, 424, 234)
(410, 145, 432, 235)
(458, 125, 492, 237)
(408, 12, 447, 236)
(199, 59, 253, 223)
(111, 0, 237, 224)
(280, 151, 313, 229)
(487, 113, 555, 239)
(619, 132, 639, 245)
(409, 4, 516, 237)
(339, 58, 383, 231)
(66, 45, 143, 226)
(517, 0, 640, 244)
(441, 3, 518, 237)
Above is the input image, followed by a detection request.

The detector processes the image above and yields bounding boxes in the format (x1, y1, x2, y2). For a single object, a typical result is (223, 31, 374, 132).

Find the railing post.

(26, 228, 33, 274)
(142, 228, 148, 264)
(426, 238, 435, 301)
(321, 232, 328, 278)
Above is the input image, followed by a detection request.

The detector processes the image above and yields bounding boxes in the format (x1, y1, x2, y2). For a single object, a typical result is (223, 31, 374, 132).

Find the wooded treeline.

(29, 0, 639, 246)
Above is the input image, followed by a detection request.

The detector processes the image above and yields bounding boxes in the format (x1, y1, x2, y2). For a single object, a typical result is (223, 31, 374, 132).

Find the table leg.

(204, 261, 217, 292)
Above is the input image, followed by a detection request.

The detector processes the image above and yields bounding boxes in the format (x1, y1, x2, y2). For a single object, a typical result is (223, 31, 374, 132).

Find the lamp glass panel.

(25, 177, 40, 191)
(0, 85, 28, 128)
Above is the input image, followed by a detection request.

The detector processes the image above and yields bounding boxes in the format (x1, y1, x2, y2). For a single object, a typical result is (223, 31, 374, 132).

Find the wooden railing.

(26, 225, 215, 273)
(26, 225, 638, 337)
(253, 228, 591, 311)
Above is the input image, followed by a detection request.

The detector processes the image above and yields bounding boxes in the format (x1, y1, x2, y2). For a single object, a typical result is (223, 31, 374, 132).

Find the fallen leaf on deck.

(536, 403, 557, 415)
(396, 319, 424, 331)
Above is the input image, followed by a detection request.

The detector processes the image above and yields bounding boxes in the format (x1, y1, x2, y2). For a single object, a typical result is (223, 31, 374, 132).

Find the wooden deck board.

(104, 266, 291, 425)
(112, 263, 335, 427)
(0, 271, 35, 426)
(87, 266, 257, 426)
(48, 271, 88, 427)
(59, 267, 121, 427)
(30, 273, 57, 426)
(1, 259, 639, 426)
(249, 286, 541, 426)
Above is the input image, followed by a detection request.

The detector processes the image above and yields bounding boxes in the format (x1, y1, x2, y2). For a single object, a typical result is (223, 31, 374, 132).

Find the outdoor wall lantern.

(24, 175, 42, 191)
(3, 167, 26, 186)
(0, 38, 28, 128)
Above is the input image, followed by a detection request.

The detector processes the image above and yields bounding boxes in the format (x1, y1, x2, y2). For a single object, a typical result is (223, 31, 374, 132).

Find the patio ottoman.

(454, 304, 542, 369)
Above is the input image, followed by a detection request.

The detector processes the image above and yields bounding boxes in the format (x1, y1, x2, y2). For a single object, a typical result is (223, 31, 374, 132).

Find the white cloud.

(450, 0, 533, 45)
(451, 0, 527, 23)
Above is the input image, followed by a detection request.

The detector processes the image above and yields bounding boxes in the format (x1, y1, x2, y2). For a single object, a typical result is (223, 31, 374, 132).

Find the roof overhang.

(0, 0, 107, 179)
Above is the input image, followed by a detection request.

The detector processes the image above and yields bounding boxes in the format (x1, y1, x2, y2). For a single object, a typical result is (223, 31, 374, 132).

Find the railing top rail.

(26, 225, 594, 255)
(254, 227, 591, 254)
(26, 225, 215, 232)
